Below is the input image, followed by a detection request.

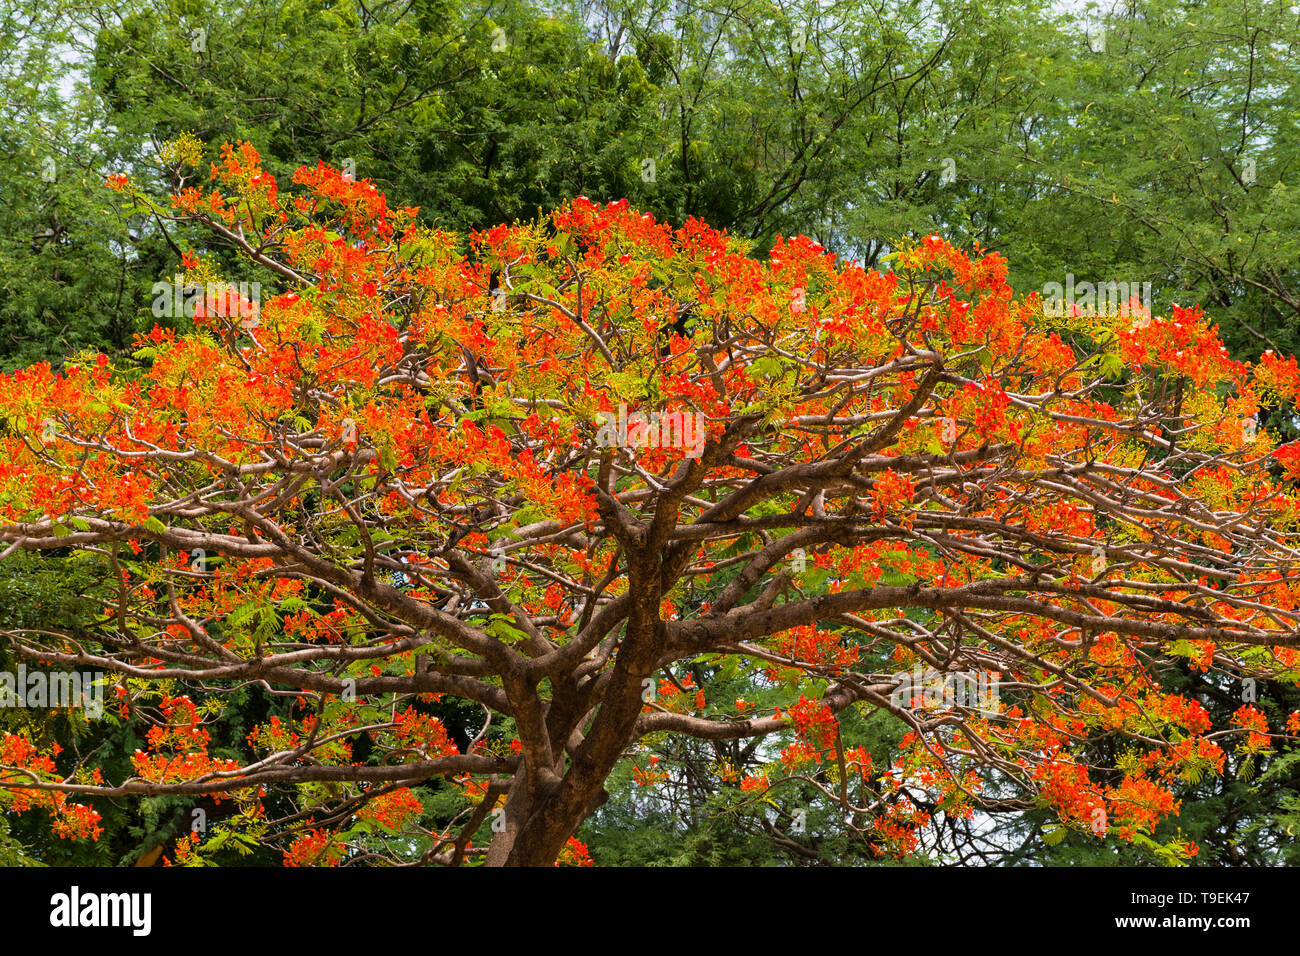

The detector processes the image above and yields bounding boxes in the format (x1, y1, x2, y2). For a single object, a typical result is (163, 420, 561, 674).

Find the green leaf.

(1041, 825, 1066, 846)
(748, 356, 785, 380)
(486, 613, 528, 644)
(1099, 354, 1125, 379)
(228, 602, 261, 629)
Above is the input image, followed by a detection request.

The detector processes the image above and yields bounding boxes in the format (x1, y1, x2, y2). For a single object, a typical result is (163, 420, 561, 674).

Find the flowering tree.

(2, 141, 1300, 866)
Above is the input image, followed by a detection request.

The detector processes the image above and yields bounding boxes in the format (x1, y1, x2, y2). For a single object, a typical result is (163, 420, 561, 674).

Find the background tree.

(0, 0, 141, 367)
(954, 0, 1300, 361)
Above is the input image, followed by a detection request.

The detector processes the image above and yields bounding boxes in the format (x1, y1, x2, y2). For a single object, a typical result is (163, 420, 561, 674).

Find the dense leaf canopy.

(1, 147, 1299, 864)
